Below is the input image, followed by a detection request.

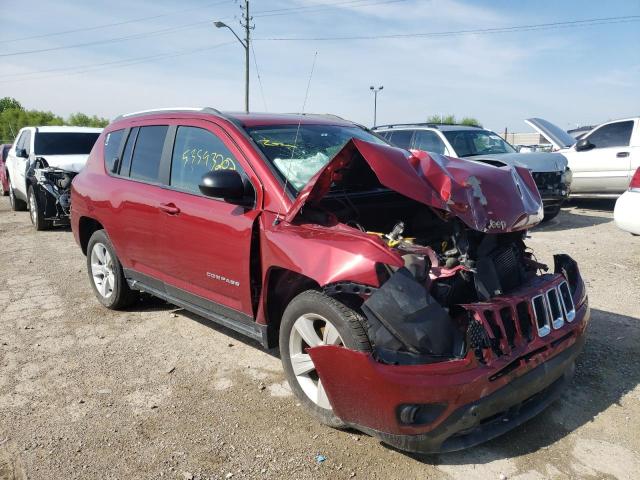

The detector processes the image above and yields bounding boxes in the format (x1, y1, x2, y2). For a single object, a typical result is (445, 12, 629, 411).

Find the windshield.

(35, 132, 100, 155)
(247, 124, 387, 191)
(443, 129, 517, 157)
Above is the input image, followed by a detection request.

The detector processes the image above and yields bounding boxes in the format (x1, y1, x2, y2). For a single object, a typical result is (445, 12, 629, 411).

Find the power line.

(252, 0, 407, 18)
(0, 0, 231, 44)
(255, 15, 640, 41)
(0, 42, 235, 84)
(250, 42, 268, 111)
(0, 0, 404, 57)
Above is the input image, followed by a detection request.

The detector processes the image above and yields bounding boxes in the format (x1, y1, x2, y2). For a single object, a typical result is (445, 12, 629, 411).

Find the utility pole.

(241, 0, 251, 113)
(370, 85, 383, 127)
(214, 0, 253, 112)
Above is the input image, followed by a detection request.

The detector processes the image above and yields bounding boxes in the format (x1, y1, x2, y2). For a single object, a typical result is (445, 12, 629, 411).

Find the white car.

(373, 123, 571, 221)
(526, 117, 640, 195)
(5, 126, 102, 229)
(614, 167, 640, 235)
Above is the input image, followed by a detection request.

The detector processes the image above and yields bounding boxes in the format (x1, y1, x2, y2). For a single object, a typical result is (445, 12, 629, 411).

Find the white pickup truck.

(5, 126, 102, 229)
(527, 117, 639, 195)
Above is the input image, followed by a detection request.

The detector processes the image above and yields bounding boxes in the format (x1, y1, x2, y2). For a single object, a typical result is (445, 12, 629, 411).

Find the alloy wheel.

(90, 242, 115, 299)
(29, 190, 37, 225)
(288, 313, 343, 410)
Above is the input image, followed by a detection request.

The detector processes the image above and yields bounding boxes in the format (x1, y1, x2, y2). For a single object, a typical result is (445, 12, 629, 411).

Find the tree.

(0, 99, 110, 143)
(67, 112, 109, 128)
(426, 114, 482, 127)
(0, 97, 23, 113)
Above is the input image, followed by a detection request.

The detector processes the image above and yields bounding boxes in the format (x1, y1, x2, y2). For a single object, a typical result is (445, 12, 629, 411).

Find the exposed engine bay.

(311, 189, 545, 364)
(27, 157, 76, 222)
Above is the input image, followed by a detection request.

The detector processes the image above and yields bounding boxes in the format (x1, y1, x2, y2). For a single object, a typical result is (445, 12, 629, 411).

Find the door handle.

(159, 202, 180, 215)
(616, 152, 630, 158)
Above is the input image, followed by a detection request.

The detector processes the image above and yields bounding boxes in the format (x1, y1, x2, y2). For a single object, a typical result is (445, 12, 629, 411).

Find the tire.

(279, 290, 371, 428)
(86, 229, 137, 309)
(8, 182, 27, 211)
(542, 206, 561, 222)
(28, 186, 52, 231)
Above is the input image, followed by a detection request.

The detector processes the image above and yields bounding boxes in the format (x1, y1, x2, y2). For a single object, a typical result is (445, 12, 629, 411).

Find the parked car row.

(1, 107, 633, 454)
(3, 126, 102, 229)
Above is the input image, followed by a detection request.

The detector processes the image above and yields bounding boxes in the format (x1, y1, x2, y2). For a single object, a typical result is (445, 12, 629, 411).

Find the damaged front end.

(285, 139, 589, 452)
(28, 157, 76, 223)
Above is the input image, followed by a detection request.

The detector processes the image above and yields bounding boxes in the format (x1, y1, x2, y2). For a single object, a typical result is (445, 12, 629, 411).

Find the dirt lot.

(0, 197, 639, 480)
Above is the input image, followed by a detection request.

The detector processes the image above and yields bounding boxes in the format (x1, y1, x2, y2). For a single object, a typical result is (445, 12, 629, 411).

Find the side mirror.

(575, 138, 594, 152)
(15, 148, 28, 158)
(199, 170, 251, 205)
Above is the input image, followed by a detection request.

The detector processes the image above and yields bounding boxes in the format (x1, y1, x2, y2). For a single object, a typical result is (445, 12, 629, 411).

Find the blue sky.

(1, 0, 638, 132)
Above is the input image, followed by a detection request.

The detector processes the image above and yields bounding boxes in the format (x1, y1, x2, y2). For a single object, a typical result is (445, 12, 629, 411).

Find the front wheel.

(279, 290, 371, 428)
(28, 186, 52, 231)
(86, 229, 137, 309)
(542, 205, 561, 222)
(9, 182, 27, 211)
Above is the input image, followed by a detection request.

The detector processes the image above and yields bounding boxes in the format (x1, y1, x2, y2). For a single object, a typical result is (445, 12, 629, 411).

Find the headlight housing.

(561, 167, 573, 186)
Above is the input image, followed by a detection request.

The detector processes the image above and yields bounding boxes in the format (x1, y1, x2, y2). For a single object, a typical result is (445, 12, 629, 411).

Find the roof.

(21, 126, 103, 133)
(373, 123, 483, 132)
(112, 107, 354, 127)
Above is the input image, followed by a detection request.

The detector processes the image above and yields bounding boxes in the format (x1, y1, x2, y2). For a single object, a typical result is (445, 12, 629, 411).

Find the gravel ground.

(0, 196, 639, 480)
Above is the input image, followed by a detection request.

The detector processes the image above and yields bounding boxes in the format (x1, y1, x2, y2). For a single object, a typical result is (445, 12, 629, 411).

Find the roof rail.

(373, 122, 483, 130)
(112, 107, 223, 122)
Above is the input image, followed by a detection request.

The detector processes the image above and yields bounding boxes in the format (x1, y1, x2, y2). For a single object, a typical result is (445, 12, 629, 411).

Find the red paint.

(286, 139, 543, 232)
(309, 278, 589, 436)
(0, 144, 11, 194)
(71, 110, 589, 451)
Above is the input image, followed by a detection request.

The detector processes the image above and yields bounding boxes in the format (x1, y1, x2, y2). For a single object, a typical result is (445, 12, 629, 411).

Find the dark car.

(70, 108, 589, 454)
(0, 143, 11, 195)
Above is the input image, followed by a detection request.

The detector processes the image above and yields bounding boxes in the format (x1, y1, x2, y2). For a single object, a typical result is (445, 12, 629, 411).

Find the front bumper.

(532, 171, 571, 210)
(309, 263, 589, 453)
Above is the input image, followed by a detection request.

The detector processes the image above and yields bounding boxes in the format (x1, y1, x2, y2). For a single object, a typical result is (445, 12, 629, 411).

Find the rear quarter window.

(103, 129, 125, 173)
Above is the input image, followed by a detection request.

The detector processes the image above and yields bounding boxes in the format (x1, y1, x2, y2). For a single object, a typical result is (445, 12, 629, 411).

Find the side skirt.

(124, 269, 269, 348)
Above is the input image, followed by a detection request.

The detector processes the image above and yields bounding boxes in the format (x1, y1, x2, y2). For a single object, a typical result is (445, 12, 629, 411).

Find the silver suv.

(373, 123, 572, 221)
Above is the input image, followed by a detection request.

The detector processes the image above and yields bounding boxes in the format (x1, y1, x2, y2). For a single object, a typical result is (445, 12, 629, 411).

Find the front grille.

(532, 171, 563, 193)
(466, 280, 576, 362)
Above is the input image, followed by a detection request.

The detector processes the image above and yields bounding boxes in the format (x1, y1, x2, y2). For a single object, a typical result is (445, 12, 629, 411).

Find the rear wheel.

(28, 186, 52, 231)
(8, 182, 27, 211)
(279, 290, 371, 428)
(86, 229, 136, 309)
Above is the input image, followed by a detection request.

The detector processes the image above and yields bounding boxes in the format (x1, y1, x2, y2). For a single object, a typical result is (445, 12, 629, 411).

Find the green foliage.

(0, 97, 23, 113)
(0, 97, 109, 143)
(426, 114, 482, 127)
(67, 112, 109, 128)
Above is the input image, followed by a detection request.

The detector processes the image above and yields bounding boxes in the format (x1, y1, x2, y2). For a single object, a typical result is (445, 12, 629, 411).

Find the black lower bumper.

(363, 336, 585, 454)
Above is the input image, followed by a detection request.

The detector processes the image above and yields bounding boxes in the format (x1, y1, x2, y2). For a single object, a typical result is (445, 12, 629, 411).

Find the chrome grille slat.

(532, 294, 551, 337)
(546, 288, 564, 330)
(558, 281, 576, 322)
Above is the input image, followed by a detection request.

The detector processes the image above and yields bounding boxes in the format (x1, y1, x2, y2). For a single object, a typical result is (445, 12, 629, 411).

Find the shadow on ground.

(535, 198, 616, 232)
(383, 308, 640, 466)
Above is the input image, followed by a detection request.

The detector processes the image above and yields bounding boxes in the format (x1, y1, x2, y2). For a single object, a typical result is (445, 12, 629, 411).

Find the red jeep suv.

(71, 108, 589, 453)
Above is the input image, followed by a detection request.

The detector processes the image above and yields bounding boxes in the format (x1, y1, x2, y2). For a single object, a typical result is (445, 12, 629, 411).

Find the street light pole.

(215, 1, 252, 113)
(370, 85, 383, 127)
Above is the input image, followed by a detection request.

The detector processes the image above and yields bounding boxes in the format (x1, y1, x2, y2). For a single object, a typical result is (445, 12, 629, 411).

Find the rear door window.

(586, 121, 634, 149)
(129, 126, 168, 183)
(413, 130, 446, 154)
(387, 130, 413, 149)
(103, 129, 125, 173)
(170, 126, 243, 194)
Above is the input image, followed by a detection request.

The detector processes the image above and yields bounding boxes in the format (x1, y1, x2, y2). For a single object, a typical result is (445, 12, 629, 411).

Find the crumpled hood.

(285, 139, 543, 233)
(35, 154, 88, 173)
(471, 151, 568, 173)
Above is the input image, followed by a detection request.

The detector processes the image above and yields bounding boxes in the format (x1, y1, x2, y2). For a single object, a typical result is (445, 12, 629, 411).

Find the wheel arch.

(78, 216, 105, 255)
(263, 267, 320, 348)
